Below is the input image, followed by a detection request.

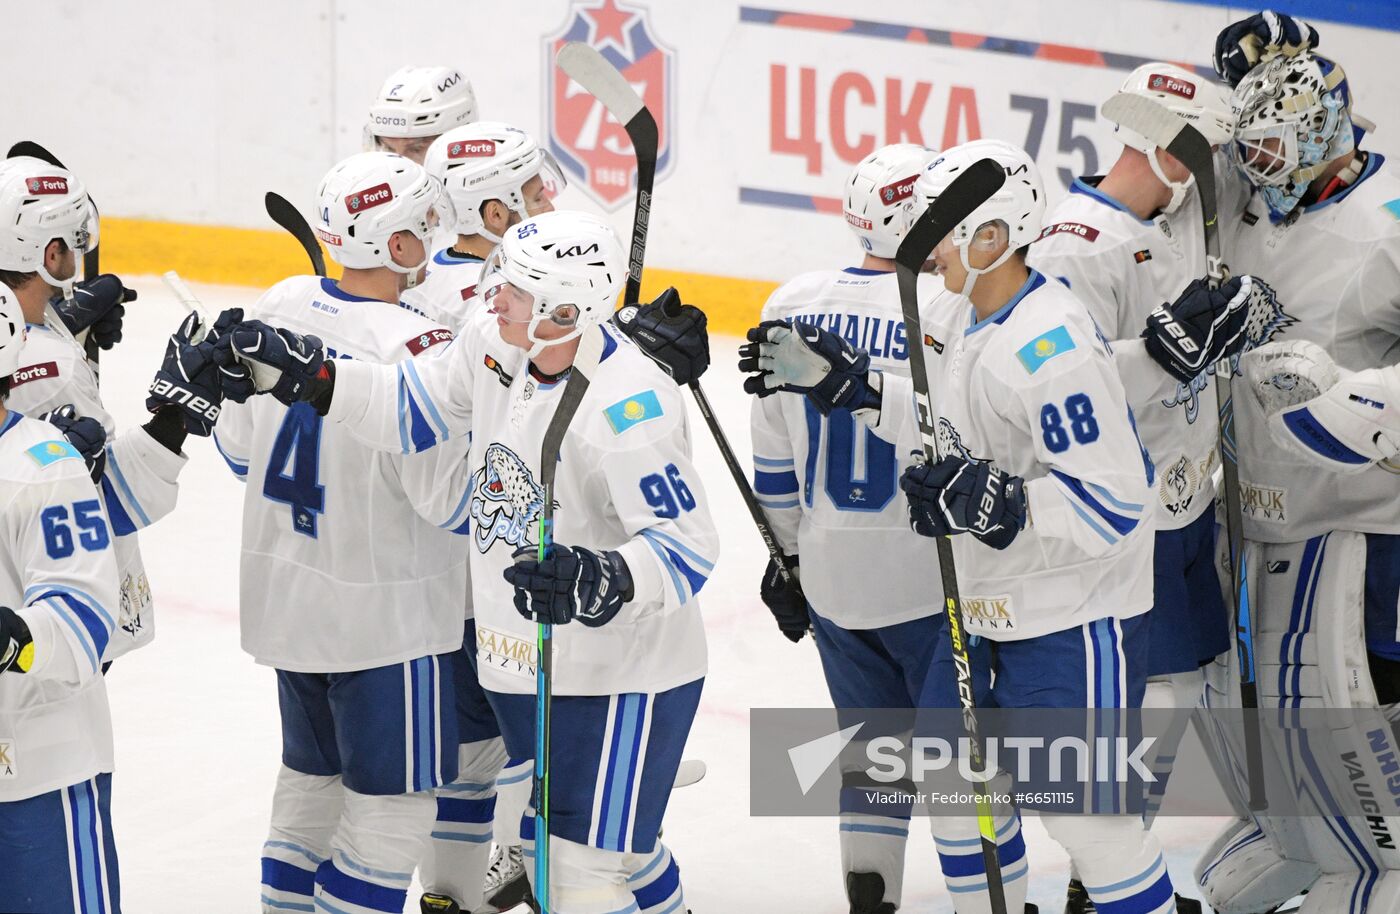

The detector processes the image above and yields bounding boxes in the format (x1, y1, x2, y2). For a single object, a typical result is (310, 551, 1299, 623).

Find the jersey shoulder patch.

(10, 360, 60, 388)
(603, 389, 664, 436)
(404, 328, 455, 356)
(1039, 221, 1101, 243)
(25, 439, 81, 469)
(1015, 325, 1077, 375)
(1382, 198, 1400, 222)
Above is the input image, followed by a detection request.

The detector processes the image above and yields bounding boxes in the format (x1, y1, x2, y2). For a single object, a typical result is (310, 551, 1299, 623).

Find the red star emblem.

(581, 0, 636, 55)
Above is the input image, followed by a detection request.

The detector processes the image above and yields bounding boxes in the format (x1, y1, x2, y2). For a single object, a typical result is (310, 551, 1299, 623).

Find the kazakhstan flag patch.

(26, 439, 81, 468)
(1016, 325, 1076, 375)
(604, 389, 663, 435)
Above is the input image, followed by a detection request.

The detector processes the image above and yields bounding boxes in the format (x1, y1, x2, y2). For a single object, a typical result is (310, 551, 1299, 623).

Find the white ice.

(95, 276, 1226, 912)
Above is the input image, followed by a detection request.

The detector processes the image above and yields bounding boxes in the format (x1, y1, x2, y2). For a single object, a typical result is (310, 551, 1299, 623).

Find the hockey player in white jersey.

(1027, 63, 1256, 914)
(225, 210, 716, 914)
(411, 121, 563, 330)
(0, 284, 124, 912)
(365, 65, 479, 165)
(1179, 12, 1400, 914)
(740, 142, 958, 914)
(210, 152, 486, 914)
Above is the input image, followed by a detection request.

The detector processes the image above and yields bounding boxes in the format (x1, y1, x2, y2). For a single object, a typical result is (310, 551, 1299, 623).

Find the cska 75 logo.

(545, 0, 674, 210)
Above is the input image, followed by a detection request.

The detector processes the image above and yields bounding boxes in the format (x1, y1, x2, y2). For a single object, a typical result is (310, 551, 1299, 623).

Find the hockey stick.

(7, 142, 103, 370)
(1101, 93, 1267, 812)
(265, 192, 328, 278)
(894, 157, 1009, 914)
(556, 42, 797, 587)
(531, 324, 607, 914)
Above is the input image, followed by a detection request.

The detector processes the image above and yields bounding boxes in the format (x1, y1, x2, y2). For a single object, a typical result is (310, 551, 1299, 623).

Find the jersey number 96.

(641, 464, 696, 518)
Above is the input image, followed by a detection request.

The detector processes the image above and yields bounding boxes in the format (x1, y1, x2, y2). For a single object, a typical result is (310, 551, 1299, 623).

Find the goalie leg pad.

(1195, 816, 1320, 913)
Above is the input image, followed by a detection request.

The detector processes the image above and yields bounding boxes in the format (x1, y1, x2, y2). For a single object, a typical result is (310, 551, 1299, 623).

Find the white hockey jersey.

(0, 411, 121, 802)
(403, 247, 486, 331)
(326, 315, 718, 696)
(867, 271, 1156, 641)
(752, 266, 960, 629)
(1223, 153, 1400, 542)
(212, 277, 476, 673)
(1029, 178, 1217, 529)
(7, 310, 186, 661)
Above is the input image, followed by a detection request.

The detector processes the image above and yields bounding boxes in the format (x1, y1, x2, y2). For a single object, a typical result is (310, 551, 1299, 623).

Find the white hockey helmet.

(365, 66, 478, 146)
(844, 143, 940, 258)
(1111, 63, 1236, 213)
(423, 122, 565, 243)
(0, 157, 98, 301)
(0, 282, 24, 380)
(315, 152, 448, 285)
(911, 139, 1045, 296)
(482, 210, 625, 357)
(1230, 52, 1358, 222)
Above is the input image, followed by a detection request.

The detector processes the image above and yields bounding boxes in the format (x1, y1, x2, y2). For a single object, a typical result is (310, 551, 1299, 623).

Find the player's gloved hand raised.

(614, 287, 710, 385)
(759, 554, 808, 643)
(220, 320, 328, 407)
(37, 404, 107, 483)
(0, 606, 33, 675)
(147, 311, 248, 437)
(739, 320, 880, 415)
(52, 274, 134, 351)
(504, 544, 635, 627)
(1244, 340, 1400, 473)
(1215, 11, 1319, 86)
(1142, 275, 1261, 384)
(900, 454, 1027, 550)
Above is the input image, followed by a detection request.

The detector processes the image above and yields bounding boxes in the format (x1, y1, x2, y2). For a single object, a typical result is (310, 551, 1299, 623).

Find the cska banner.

(545, 0, 675, 210)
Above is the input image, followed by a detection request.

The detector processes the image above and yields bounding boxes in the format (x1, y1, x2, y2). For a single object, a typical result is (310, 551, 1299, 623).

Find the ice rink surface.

(95, 276, 1226, 912)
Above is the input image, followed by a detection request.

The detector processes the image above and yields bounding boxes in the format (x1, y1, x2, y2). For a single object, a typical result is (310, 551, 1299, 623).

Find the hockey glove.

(37, 404, 107, 484)
(738, 320, 880, 414)
(613, 287, 711, 385)
(900, 454, 1026, 550)
(505, 544, 635, 627)
(222, 320, 328, 406)
(0, 606, 33, 675)
(53, 274, 134, 351)
(1215, 11, 1319, 86)
(1245, 340, 1400, 473)
(759, 554, 809, 643)
(1142, 275, 1256, 384)
(147, 312, 242, 437)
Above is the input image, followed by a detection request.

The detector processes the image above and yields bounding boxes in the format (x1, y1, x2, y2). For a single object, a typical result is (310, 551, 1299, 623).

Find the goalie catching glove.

(738, 319, 881, 414)
(504, 544, 635, 627)
(1244, 339, 1400, 473)
(900, 454, 1027, 550)
(613, 287, 710, 385)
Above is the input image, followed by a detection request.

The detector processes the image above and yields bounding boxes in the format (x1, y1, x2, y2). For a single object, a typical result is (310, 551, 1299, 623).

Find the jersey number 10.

(804, 403, 897, 512)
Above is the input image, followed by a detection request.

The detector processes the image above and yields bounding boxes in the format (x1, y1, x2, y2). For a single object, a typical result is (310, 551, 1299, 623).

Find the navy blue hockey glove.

(203, 308, 257, 404)
(1215, 11, 1319, 86)
(0, 606, 33, 674)
(759, 554, 808, 643)
(147, 311, 244, 437)
(739, 319, 880, 414)
(900, 454, 1027, 550)
(613, 287, 710, 386)
(53, 274, 134, 351)
(505, 544, 635, 627)
(1142, 275, 1260, 384)
(222, 320, 327, 406)
(37, 404, 107, 483)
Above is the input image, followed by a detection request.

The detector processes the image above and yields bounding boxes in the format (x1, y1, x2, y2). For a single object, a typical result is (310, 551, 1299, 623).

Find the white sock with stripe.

(314, 788, 434, 914)
(262, 768, 343, 913)
(420, 737, 508, 908)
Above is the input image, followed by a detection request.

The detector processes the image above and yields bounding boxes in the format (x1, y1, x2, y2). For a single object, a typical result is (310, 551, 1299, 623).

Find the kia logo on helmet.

(345, 183, 394, 213)
(449, 139, 497, 159)
(437, 72, 462, 94)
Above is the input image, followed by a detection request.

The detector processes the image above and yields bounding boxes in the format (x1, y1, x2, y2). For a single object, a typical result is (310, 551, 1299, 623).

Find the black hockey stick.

(8, 142, 103, 369)
(1101, 93, 1267, 812)
(556, 41, 797, 587)
(265, 192, 328, 278)
(894, 157, 1009, 914)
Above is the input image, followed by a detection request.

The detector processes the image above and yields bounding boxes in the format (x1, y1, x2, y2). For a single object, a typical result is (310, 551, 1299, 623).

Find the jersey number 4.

(263, 402, 326, 538)
(41, 500, 110, 560)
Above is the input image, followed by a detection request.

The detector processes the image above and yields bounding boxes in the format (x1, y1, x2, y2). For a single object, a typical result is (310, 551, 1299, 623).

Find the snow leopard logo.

(937, 418, 976, 462)
(1161, 277, 1295, 423)
(469, 443, 551, 554)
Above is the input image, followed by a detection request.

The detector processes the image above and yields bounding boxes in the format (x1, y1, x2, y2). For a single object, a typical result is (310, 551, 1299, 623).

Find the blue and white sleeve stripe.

(639, 528, 716, 605)
(1049, 469, 1144, 546)
(212, 431, 249, 480)
(98, 447, 151, 534)
(397, 361, 450, 455)
(26, 584, 116, 673)
(753, 454, 800, 511)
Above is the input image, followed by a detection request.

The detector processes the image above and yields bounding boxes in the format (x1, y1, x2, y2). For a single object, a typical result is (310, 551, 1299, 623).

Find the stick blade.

(895, 157, 1007, 272)
(556, 42, 646, 124)
(1102, 93, 1213, 171)
(6, 141, 62, 166)
(265, 191, 328, 278)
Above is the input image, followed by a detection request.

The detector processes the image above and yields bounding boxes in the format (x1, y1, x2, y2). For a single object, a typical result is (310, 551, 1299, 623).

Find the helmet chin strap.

(524, 314, 583, 360)
(956, 237, 1017, 298)
(386, 233, 432, 289)
(1149, 147, 1195, 214)
(37, 261, 76, 304)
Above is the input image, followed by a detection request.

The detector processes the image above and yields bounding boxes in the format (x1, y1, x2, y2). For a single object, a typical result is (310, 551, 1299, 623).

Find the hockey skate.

(1064, 878, 1200, 913)
(482, 843, 538, 913)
